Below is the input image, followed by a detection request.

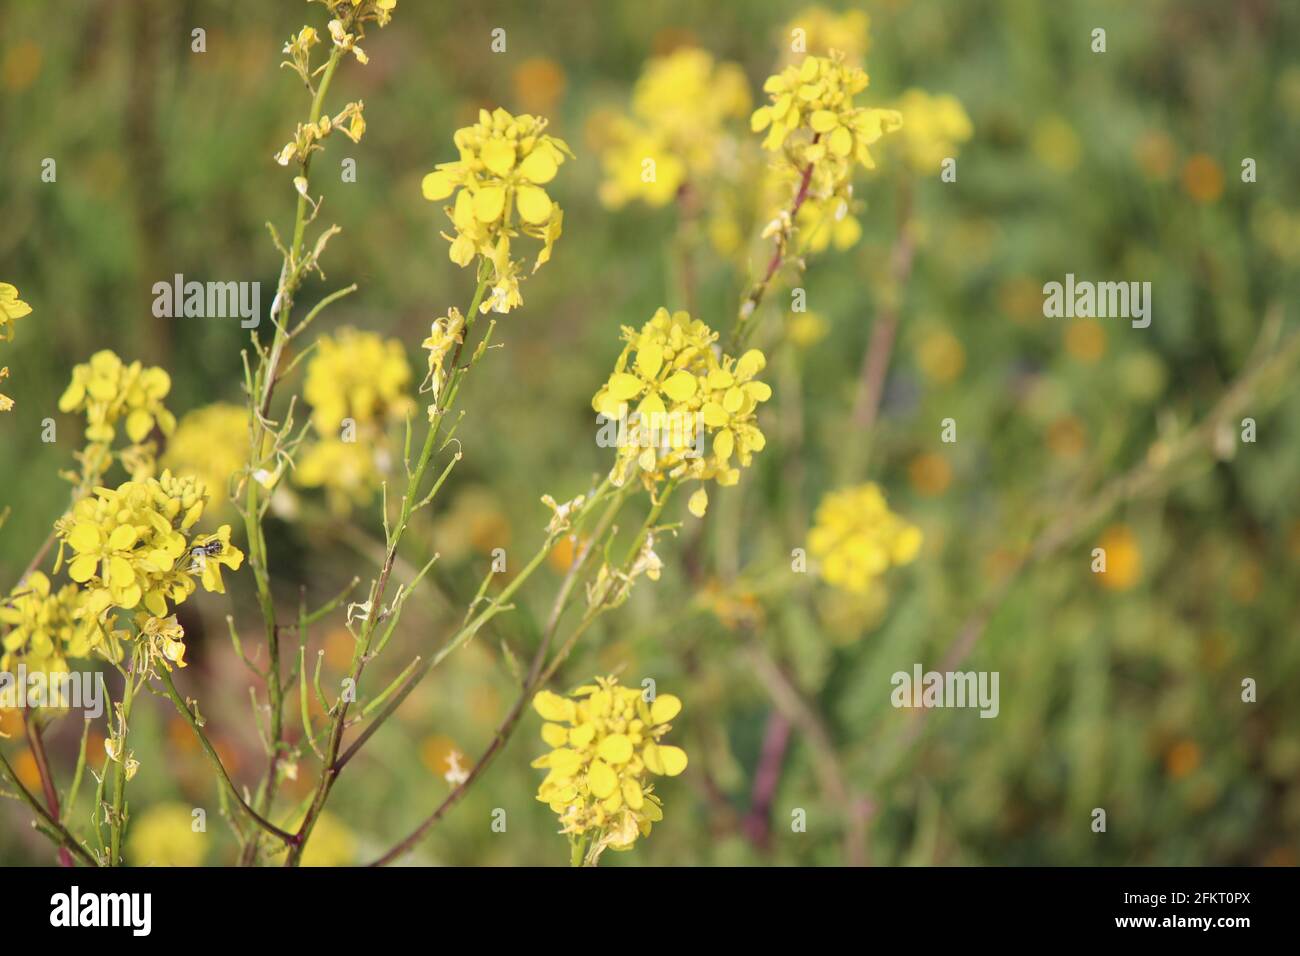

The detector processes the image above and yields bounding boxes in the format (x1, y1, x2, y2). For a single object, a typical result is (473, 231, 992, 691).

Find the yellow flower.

(422, 107, 572, 311)
(137, 614, 188, 670)
(0, 282, 31, 341)
(751, 54, 901, 235)
(125, 803, 207, 867)
(594, 48, 751, 209)
(532, 676, 686, 860)
(58, 349, 176, 447)
(0, 573, 98, 692)
(161, 403, 250, 513)
(420, 308, 466, 408)
(295, 328, 412, 514)
(808, 483, 922, 594)
(591, 308, 772, 512)
(779, 6, 871, 65)
(891, 89, 973, 174)
(55, 470, 242, 621)
(302, 328, 412, 434)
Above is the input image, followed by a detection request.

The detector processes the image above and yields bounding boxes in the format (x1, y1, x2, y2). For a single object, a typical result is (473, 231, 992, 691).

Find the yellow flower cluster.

(295, 328, 413, 513)
(591, 308, 771, 515)
(57, 350, 176, 450)
(595, 47, 751, 208)
(0, 572, 96, 679)
(751, 53, 902, 205)
(532, 676, 687, 857)
(161, 402, 251, 515)
(421, 108, 572, 313)
(779, 6, 871, 64)
(808, 483, 922, 594)
(57, 471, 242, 625)
(891, 89, 974, 174)
(0, 282, 32, 412)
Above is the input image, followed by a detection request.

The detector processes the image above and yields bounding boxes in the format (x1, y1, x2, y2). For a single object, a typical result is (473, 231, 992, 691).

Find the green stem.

(287, 270, 490, 866)
(108, 668, 138, 866)
(157, 665, 298, 844)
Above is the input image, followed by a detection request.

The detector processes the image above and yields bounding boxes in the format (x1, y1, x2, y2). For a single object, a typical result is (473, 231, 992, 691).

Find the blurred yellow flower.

(1064, 319, 1106, 363)
(891, 89, 973, 174)
(1031, 115, 1080, 173)
(126, 803, 207, 867)
(513, 57, 567, 116)
(296, 328, 412, 514)
(808, 483, 922, 594)
(1181, 153, 1224, 204)
(532, 676, 686, 861)
(907, 453, 952, 497)
(787, 310, 830, 348)
(1, 573, 98, 699)
(915, 326, 966, 384)
(162, 403, 250, 512)
(1096, 524, 1141, 591)
(778, 6, 870, 64)
(300, 811, 356, 866)
(595, 48, 751, 209)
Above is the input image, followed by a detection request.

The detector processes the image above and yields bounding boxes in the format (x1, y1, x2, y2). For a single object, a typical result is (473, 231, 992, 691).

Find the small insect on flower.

(187, 539, 226, 574)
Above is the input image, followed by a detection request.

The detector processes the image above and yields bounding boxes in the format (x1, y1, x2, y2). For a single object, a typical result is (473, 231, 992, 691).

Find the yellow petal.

(713, 428, 734, 460)
(125, 409, 154, 443)
(810, 109, 839, 133)
(541, 722, 569, 748)
(657, 744, 688, 776)
(702, 402, 728, 428)
(660, 371, 697, 402)
(736, 349, 766, 380)
(621, 777, 644, 810)
(108, 525, 138, 551)
(515, 184, 553, 225)
(68, 523, 102, 553)
(829, 125, 853, 157)
(687, 488, 708, 518)
(473, 185, 506, 222)
(636, 342, 663, 379)
(518, 147, 558, 184)
(480, 138, 516, 176)
(532, 690, 575, 723)
(597, 733, 633, 765)
(109, 556, 135, 588)
(605, 372, 644, 402)
(588, 759, 618, 798)
(68, 554, 98, 583)
(421, 170, 454, 200)
(650, 693, 682, 724)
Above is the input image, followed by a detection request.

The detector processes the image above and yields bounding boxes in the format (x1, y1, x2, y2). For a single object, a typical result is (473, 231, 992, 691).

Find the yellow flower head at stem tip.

(532, 676, 687, 860)
(592, 308, 772, 515)
(751, 53, 902, 217)
(422, 107, 573, 313)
